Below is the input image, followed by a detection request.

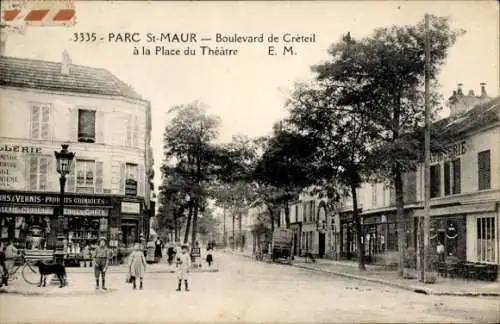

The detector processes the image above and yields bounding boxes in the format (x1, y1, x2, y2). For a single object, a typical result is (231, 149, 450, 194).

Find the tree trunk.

(393, 165, 406, 277)
(284, 201, 290, 228)
(191, 200, 199, 247)
(239, 212, 243, 251)
(174, 212, 179, 242)
(183, 204, 193, 244)
(267, 205, 275, 232)
(232, 213, 235, 251)
(223, 206, 227, 248)
(351, 182, 365, 271)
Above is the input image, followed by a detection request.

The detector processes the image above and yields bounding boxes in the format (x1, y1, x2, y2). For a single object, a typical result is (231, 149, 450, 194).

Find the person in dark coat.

(154, 237, 164, 262)
(167, 243, 176, 265)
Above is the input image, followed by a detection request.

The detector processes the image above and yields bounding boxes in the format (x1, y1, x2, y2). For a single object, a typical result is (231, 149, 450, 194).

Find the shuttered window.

(27, 155, 51, 191)
(75, 160, 95, 194)
(452, 158, 461, 194)
(478, 150, 491, 190)
(444, 161, 451, 196)
(31, 104, 50, 140)
(78, 109, 96, 143)
(430, 164, 441, 198)
(126, 115, 140, 148)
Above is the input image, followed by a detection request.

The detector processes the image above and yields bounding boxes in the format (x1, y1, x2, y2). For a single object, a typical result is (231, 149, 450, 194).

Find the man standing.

(94, 237, 110, 290)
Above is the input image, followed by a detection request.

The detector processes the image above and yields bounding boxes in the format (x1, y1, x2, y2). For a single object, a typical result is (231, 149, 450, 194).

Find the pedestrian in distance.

(167, 243, 176, 265)
(154, 237, 164, 263)
(206, 246, 214, 267)
(128, 243, 147, 290)
(176, 244, 191, 292)
(94, 237, 110, 290)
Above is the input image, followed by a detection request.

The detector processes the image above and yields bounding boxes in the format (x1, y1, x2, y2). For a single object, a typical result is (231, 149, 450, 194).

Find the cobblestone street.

(1, 252, 498, 323)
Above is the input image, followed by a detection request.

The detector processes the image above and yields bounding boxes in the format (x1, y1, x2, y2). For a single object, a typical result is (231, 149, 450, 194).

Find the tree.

(161, 101, 222, 246)
(252, 121, 316, 228)
(313, 16, 464, 275)
(287, 77, 380, 270)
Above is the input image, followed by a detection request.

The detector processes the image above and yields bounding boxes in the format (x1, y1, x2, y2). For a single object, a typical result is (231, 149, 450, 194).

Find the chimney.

(61, 49, 72, 75)
(468, 89, 474, 96)
(457, 83, 463, 96)
(480, 83, 487, 97)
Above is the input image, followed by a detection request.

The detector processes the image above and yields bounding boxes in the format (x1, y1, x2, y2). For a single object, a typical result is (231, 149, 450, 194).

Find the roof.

(0, 56, 144, 101)
(437, 96, 500, 136)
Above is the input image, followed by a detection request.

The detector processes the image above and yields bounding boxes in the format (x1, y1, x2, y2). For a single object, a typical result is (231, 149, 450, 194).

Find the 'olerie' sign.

(0, 144, 43, 190)
(430, 141, 467, 163)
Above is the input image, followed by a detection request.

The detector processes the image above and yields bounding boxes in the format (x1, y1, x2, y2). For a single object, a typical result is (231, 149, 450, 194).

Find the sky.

(2, 0, 499, 196)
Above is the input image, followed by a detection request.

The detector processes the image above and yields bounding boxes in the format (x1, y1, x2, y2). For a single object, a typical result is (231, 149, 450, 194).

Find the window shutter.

(96, 111, 105, 144)
(133, 115, 139, 148)
(120, 163, 126, 194)
(69, 108, 78, 141)
(67, 163, 76, 193)
(46, 155, 55, 191)
(95, 161, 104, 193)
(29, 156, 38, 190)
(126, 115, 133, 147)
(24, 156, 31, 190)
(138, 164, 145, 197)
(41, 105, 50, 140)
(31, 105, 40, 139)
(39, 156, 48, 190)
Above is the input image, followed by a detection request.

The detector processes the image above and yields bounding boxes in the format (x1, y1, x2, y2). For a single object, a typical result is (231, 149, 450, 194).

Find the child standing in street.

(94, 237, 110, 290)
(206, 246, 214, 267)
(128, 243, 147, 290)
(176, 244, 191, 291)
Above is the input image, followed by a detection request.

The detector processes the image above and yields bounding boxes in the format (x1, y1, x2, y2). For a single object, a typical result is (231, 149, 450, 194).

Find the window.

(452, 158, 461, 194)
(478, 150, 491, 190)
(27, 155, 51, 191)
(126, 163, 138, 181)
(430, 164, 441, 198)
(75, 160, 95, 193)
(476, 217, 496, 263)
(310, 201, 315, 222)
(371, 184, 378, 207)
(444, 161, 451, 196)
(303, 202, 308, 222)
(31, 103, 50, 140)
(127, 115, 140, 147)
(78, 109, 96, 143)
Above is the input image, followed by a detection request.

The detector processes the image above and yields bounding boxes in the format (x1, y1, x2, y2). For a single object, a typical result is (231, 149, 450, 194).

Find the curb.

(226, 251, 499, 297)
(0, 287, 117, 297)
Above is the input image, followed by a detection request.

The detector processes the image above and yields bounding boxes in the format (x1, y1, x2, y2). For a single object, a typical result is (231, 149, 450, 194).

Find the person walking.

(167, 243, 176, 265)
(206, 246, 214, 267)
(0, 241, 8, 287)
(128, 243, 147, 290)
(4, 240, 18, 284)
(154, 237, 163, 263)
(94, 237, 110, 290)
(176, 244, 191, 292)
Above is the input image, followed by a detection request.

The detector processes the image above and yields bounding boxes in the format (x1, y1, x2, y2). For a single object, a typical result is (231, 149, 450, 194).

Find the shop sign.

(0, 192, 112, 207)
(0, 144, 44, 190)
(64, 208, 108, 217)
(430, 140, 467, 163)
(0, 205, 53, 215)
(125, 179, 137, 197)
(121, 202, 140, 214)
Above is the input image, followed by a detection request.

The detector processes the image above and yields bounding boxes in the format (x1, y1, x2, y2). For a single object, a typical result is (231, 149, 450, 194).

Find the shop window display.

(0, 215, 51, 249)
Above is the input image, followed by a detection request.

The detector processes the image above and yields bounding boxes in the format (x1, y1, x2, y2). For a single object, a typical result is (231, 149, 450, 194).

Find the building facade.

(280, 84, 499, 279)
(0, 54, 154, 252)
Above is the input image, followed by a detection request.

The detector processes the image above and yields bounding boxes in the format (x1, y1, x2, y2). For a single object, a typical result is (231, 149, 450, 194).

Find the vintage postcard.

(0, 0, 499, 323)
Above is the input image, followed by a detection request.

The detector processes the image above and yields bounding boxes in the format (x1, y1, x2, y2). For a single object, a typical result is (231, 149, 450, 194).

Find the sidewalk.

(224, 249, 500, 297)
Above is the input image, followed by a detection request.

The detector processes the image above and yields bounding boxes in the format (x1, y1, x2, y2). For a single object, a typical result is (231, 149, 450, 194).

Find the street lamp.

(54, 144, 75, 264)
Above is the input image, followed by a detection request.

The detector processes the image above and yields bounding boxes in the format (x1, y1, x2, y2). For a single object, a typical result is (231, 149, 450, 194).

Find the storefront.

(0, 190, 112, 251)
(414, 202, 498, 264)
(119, 199, 144, 248)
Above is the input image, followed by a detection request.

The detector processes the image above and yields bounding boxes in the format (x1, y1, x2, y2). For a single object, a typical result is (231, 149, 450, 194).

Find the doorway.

(319, 232, 326, 257)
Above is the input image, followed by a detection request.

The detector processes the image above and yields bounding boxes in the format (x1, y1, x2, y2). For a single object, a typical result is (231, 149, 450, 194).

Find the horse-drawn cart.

(271, 229, 293, 265)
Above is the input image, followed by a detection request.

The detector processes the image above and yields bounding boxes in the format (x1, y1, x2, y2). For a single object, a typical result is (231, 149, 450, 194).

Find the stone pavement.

(225, 249, 500, 297)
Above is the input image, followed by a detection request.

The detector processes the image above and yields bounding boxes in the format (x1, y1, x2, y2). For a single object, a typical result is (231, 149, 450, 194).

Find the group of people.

(1, 236, 215, 292)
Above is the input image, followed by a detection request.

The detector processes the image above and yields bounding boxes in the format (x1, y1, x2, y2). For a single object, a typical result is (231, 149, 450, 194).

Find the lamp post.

(54, 144, 75, 264)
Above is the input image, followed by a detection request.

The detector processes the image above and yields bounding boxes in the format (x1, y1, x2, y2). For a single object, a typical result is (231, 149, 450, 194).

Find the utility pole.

(423, 13, 433, 283)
